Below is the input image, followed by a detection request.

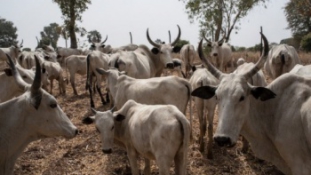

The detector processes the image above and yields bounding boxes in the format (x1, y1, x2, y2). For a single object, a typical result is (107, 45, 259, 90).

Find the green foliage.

(87, 30, 102, 43)
(53, 0, 91, 48)
(180, 0, 268, 42)
(284, 0, 311, 40)
(22, 48, 31, 52)
(39, 23, 60, 48)
(0, 17, 18, 47)
(175, 39, 190, 48)
(300, 33, 311, 52)
(247, 43, 261, 52)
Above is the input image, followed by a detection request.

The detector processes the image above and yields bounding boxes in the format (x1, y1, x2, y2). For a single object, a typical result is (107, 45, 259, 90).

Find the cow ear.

(82, 116, 95, 124)
(191, 66, 197, 72)
(114, 114, 125, 121)
(250, 87, 276, 101)
(218, 43, 223, 47)
(151, 47, 159, 54)
(101, 44, 105, 48)
(191, 86, 217, 100)
(96, 68, 110, 75)
(173, 46, 181, 53)
(4, 68, 13, 76)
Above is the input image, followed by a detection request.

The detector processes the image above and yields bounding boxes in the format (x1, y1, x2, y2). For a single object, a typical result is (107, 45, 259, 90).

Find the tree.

(38, 23, 60, 48)
(284, 0, 311, 41)
(175, 39, 189, 49)
(300, 33, 311, 52)
(180, 0, 268, 42)
(87, 30, 102, 43)
(0, 17, 18, 47)
(53, 0, 91, 48)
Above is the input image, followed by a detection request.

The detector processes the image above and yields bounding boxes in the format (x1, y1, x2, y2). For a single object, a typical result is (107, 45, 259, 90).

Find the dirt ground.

(11, 54, 287, 175)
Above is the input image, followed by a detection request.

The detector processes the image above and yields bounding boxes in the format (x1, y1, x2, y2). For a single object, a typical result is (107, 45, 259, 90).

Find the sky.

(0, 0, 291, 50)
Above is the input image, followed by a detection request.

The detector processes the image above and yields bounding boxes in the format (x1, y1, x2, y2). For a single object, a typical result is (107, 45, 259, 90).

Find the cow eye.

(111, 126, 114, 131)
(50, 103, 57, 108)
(239, 96, 245, 102)
(22, 75, 27, 79)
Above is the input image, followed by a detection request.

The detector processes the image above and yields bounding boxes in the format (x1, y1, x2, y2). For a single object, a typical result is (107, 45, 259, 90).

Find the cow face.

(192, 74, 275, 147)
(207, 41, 224, 59)
(41, 45, 57, 62)
(6, 54, 78, 139)
(93, 110, 125, 154)
(147, 25, 181, 69)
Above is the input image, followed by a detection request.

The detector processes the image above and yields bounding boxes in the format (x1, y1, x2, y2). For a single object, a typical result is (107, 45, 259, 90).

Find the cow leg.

(174, 148, 186, 175)
(241, 136, 249, 153)
(105, 89, 110, 104)
(156, 156, 170, 175)
(88, 75, 95, 108)
(195, 98, 205, 153)
(143, 158, 151, 175)
(126, 149, 140, 175)
(96, 84, 107, 105)
(70, 74, 78, 95)
(206, 100, 216, 159)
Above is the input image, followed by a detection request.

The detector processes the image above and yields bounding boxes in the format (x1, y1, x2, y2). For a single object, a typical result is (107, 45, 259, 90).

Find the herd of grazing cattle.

(0, 25, 310, 175)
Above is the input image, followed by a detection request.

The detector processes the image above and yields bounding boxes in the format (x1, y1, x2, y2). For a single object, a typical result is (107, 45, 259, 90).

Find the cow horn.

(146, 28, 161, 48)
(91, 108, 97, 114)
(129, 32, 133, 44)
(198, 39, 225, 79)
(31, 55, 42, 110)
(110, 106, 116, 112)
(242, 32, 269, 80)
(171, 25, 181, 46)
(218, 32, 226, 44)
(101, 35, 108, 45)
(168, 30, 171, 44)
(5, 54, 28, 90)
(20, 39, 23, 47)
(203, 33, 212, 44)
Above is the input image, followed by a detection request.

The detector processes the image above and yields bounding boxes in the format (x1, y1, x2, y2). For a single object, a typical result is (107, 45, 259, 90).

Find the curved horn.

(101, 35, 108, 44)
(110, 106, 116, 112)
(31, 55, 42, 110)
(203, 33, 212, 43)
(6, 54, 28, 90)
(91, 108, 97, 114)
(242, 32, 269, 80)
(146, 28, 161, 48)
(168, 30, 171, 44)
(171, 25, 181, 46)
(218, 32, 226, 44)
(129, 32, 133, 44)
(198, 39, 225, 79)
(20, 39, 23, 47)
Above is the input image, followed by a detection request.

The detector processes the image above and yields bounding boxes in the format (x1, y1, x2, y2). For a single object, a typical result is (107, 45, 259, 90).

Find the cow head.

(11, 40, 23, 58)
(41, 44, 57, 62)
(90, 35, 111, 53)
(191, 32, 276, 147)
(146, 25, 181, 69)
(270, 46, 292, 78)
(85, 107, 124, 154)
(204, 33, 226, 59)
(6, 54, 77, 139)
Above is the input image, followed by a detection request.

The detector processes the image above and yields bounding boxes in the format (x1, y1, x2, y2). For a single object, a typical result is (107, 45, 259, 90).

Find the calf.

(0, 54, 77, 175)
(84, 100, 190, 175)
(0, 40, 23, 62)
(42, 61, 66, 95)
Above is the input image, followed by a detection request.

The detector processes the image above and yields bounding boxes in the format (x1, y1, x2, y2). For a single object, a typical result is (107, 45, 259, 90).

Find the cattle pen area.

(8, 51, 310, 175)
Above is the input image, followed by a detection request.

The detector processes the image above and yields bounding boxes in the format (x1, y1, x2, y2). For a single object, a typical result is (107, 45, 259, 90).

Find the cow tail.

(184, 81, 193, 143)
(175, 110, 191, 173)
(64, 57, 69, 84)
(86, 54, 91, 90)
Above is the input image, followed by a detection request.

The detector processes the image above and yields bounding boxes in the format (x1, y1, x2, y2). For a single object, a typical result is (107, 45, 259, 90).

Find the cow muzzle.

(214, 136, 235, 147)
(102, 148, 112, 154)
(166, 63, 174, 69)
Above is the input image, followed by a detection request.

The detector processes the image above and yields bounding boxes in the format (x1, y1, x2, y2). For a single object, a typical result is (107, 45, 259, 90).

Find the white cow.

(86, 51, 111, 107)
(56, 47, 83, 63)
(0, 60, 49, 103)
(42, 61, 66, 95)
(191, 32, 311, 175)
(180, 44, 196, 78)
(84, 100, 190, 175)
(0, 54, 77, 175)
(204, 34, 232, 71)
(264, 44, 300, 79)
(189, 67, 218, 159)
(0, 40, 23, 62)
(64, 55, 88, 95)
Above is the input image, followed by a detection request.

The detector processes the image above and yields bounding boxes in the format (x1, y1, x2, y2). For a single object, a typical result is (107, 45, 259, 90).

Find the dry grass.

(12, 51, 311, 175)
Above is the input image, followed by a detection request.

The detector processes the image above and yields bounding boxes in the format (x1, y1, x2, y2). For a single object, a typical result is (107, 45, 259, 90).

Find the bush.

(300, 33, 311, 52)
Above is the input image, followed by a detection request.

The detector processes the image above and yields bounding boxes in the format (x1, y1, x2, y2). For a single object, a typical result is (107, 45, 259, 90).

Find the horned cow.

(84, 100, 190, 175)
(180, 44, 196, 78)
(0, 54, 77, 175)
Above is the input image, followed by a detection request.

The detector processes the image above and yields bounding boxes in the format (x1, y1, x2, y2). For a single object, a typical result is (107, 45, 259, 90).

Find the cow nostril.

(102, 149, 112, 154)
(214, 136, 231, 147)
(166, 63, 174, 69)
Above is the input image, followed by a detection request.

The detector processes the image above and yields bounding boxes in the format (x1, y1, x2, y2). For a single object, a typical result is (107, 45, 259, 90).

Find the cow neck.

(150, 53, 164, 77)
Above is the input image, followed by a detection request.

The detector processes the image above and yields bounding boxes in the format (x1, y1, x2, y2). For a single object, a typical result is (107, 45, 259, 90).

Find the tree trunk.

(214, 0, 223, 41)
(69, 0, 77, 48)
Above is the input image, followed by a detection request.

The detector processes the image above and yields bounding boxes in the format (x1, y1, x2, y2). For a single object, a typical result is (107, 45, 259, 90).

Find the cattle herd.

(0, 25, 310, 175)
